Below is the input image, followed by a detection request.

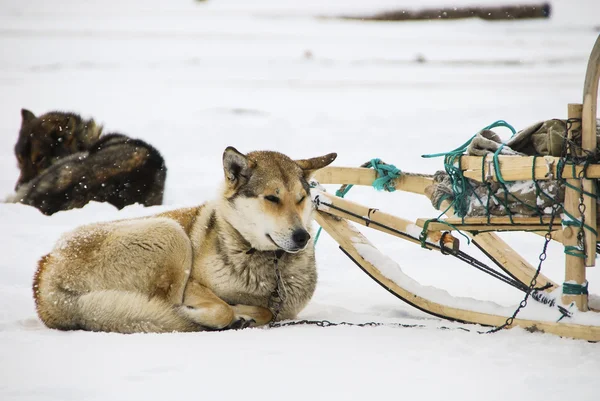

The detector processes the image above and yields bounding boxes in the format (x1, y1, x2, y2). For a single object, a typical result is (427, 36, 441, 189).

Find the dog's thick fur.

(33, 147, 337, 333)
(9, 109, 166, 215)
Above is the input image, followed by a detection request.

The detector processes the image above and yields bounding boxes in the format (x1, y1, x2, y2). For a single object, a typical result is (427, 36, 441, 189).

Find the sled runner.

(311, 35, 600, 341)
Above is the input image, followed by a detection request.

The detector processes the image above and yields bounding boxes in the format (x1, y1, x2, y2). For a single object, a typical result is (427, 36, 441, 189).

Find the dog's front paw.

(227, 316, 256, 330)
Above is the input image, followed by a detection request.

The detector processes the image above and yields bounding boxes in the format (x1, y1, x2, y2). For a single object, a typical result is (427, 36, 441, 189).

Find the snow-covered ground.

(1, 0, 600, 400)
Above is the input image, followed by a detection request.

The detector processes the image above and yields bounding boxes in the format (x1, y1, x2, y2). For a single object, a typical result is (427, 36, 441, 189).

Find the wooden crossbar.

(415, 215, 563, 233)
(460, 155, 600, 182)
(415, 219, 554, 233)
(313, 167, 433, 195)
(416, 215, 598, 240)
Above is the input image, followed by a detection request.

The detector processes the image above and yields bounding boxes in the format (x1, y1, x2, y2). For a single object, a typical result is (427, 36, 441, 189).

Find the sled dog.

(33, 147, 337, 333)
(8, 109, 166, 215)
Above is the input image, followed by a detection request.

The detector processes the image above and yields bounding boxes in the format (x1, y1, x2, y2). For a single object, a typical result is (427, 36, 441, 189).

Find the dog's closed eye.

(264, 195, 280, 204)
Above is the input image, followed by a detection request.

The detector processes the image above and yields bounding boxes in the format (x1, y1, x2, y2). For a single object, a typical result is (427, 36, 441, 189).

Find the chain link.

(270, 320, 420, 328)
(486, 202, 560, 333)
(566, 117, 589, 258)
(269, 319, 475, 332)
(577, 168, 587, 257)
(268, 250, 287, 326)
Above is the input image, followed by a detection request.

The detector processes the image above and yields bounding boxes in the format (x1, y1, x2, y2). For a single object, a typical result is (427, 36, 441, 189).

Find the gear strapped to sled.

(306, 35, 600, 341)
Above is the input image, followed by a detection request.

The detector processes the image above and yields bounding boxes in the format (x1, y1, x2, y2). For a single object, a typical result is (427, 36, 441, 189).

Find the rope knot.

(367, 158, 402, 192)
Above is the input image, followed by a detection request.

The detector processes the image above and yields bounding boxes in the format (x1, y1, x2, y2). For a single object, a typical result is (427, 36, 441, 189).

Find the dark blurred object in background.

(335, 3, 551, 22)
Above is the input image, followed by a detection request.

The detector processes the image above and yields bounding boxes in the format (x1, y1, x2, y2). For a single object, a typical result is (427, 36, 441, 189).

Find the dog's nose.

(292, 229, 310, 248)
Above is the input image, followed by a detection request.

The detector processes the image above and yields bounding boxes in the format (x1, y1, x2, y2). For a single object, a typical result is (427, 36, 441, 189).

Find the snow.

(509, 180, 536, 194)
(1, 0, 600, 400)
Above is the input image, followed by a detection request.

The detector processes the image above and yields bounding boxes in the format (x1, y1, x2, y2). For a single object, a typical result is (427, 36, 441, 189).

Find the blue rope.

(314, 159, 402, 245)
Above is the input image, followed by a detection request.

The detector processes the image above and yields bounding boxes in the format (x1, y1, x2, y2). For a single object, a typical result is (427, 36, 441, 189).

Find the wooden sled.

(311, 35, 600, 341)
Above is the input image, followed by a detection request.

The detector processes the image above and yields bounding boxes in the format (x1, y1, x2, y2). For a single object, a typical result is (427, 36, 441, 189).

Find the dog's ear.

(223, 146, 255, 185)
(295, 152, 337, 179)
(21, 109, 36, 124)
(83, 119, 103, 144)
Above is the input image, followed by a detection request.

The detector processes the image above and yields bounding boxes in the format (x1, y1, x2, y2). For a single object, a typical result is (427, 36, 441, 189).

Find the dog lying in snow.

(33, 147, 336, 333)
(7, 108, 166, 215)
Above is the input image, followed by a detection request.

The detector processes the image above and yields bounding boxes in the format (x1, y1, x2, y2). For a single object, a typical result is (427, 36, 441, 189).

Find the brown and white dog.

(33, 147, 336, 333)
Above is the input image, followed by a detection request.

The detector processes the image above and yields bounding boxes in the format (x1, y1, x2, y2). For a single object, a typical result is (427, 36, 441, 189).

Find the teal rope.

(562, 210, 598, 236)
(368, 158, 402, 192)
(335, 185, 353, 198)
(490, 120, 517, 187)
(563, 246, 585, 258)
(489, 121, 530, 225)
(562, 281, 589, 295)
(558, 160, 598, 259)
(422, 120, 516, 218)
(314, 159, 402, 245)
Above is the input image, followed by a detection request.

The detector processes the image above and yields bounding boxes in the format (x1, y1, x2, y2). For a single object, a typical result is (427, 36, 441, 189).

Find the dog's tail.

(75, 290, 199, 333)
(37, 287, 198, 333)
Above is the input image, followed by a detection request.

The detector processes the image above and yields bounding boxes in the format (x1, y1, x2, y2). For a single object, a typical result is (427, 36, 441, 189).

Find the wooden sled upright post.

(563, 104, 589, 311)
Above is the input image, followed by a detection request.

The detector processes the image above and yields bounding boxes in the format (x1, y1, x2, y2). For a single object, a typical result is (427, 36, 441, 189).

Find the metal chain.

(269, 319, 476, 333)
(270, 320, 424, 329)
(486, 202, 560, 333)
(565, 117, 589, 259)
(268, 250, 287, 326)
(577, 168, 587, 257)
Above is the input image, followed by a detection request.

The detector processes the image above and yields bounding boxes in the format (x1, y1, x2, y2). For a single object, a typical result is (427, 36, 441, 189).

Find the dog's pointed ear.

(85, 120, 103, 143)
(295, 152, 337, 179)
(21, 109, 36, 123)
(223, 146, 255, 185)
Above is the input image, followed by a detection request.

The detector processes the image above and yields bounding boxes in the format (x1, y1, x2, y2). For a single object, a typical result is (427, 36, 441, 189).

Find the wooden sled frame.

(311, 35, 600, 341)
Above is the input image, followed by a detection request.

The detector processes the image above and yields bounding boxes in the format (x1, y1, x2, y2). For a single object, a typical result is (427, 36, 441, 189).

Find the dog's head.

(14, 109, 102, 189)
(220, 146, 336, 253)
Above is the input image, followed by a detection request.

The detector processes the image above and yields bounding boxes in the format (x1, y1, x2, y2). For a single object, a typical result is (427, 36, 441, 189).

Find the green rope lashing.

(562, 281, 589, 295)
(422, 120, 516, 218)
(313, 159, 402, 245)
(369, 158, 402, 192)
(563, 246, 585, 258)
(558, 160, 598, 259)
(562, 210, 598, 236)
(490, 120, 517, 186)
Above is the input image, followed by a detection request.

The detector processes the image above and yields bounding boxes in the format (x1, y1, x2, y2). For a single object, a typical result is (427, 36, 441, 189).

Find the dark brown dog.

(9, 109, 167, 215)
